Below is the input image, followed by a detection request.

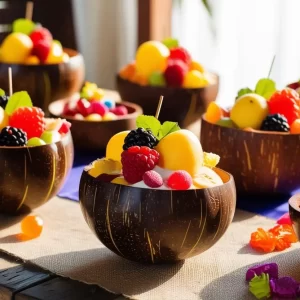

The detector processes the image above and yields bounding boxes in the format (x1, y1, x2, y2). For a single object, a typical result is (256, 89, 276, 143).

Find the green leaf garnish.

(12, 18, 36, 35)
(255, 78, 276, 100)
(136, 115, 180, 140)
(235, 87, 253, 100)
(159, 121, 180, 138)
(5, 91, 33, 116)
(0, 89, 5, 97)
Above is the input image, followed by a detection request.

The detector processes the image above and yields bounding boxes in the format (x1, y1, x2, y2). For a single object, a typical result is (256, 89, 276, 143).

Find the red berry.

(121, 146, 160, 184)
(29, 27, 53, 46)
(58, 120, 71, 134)
(32, 40, 51, 63)
(76, 99, 92, 117)
(63, 102, 77, 117)
(268, 89, 300, 125)
(164, 59, 187, 87)
(9, 107, 46, 139)
(287, 81, 300, 90)
(169, 47, 192, 65)
(90, 101, 108, 116)
(110, 105, 128, 116)
(143, 170, 163, 188)
(167, 171, 192, 190)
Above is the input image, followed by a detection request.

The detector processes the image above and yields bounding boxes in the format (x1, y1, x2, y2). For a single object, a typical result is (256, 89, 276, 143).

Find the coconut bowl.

(289, 194, 300, 240)
(49, 95, 143, 152)
(201, 116, 300, 195)
(79, 167, 236, 264)
(0, 48, 85, 113)
(0, 132, 74, 215)
(116, 73, 219, 137)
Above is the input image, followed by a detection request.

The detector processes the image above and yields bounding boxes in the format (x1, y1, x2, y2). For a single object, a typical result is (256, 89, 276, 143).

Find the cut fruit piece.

(88, 158, 122, 178)
(205, 102, 223, 124)
(203, 152, 220, 168)
(193, 166, 223, 188)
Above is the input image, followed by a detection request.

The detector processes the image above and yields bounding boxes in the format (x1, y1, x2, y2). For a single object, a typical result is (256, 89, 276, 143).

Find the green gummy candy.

(149, 72, 166, 87)
(27, 137, 46, 147)
(12, 18, 36, 35)
(162, 37, 179, 49)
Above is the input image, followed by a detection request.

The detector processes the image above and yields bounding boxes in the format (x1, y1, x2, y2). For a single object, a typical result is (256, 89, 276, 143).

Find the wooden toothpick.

(267, 55, 276, 79)
(8, 67, 13, 97)
(25, 1, 34, 21)
(155, 95, 164, 119)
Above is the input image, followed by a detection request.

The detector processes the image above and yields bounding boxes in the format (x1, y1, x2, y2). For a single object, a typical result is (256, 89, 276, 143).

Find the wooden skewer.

(155, 95, 164, 119)
(8, 67, 13, 97)
(25, 1, 34, 21)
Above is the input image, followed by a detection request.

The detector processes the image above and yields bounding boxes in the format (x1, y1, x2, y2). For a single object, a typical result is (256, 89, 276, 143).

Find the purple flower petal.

(270, 277, 299, 298)
(246, 263, 279, 281)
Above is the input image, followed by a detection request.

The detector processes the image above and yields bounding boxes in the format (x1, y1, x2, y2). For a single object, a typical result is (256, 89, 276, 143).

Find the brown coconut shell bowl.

(201, 116, 300, 195)
(79, 167, 236, 264)
(48, 96, 143, 152)
(289, 194, 300, 240)
(116, 73, 219, 137)
(0, 132, 74, 215)
(0, 48, 85, 113)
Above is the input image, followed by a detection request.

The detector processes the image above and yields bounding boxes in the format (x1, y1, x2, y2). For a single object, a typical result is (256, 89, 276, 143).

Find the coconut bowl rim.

(116, 71, 219, 92)
(289, 194, 300, 212)
(0, 48, 83, 67)
(201, 113, 299, 136)
(48, 98, 143, 123)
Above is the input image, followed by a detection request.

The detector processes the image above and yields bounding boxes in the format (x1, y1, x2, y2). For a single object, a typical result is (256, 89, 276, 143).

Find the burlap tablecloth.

(1, 197, 299, 300)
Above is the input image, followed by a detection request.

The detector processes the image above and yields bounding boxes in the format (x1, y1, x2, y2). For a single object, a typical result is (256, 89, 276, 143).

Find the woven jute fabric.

(1, 197, 299, 300)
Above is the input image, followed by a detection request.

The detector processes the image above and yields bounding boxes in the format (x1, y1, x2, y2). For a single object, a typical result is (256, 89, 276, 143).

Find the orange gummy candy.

(290, 119, 300, 134)
(269, 224, 298, 243)
(250, 228, 276, 253)
(21, 215, 44, 239)
(205, 102, 223, 124)
(274, 238, 291, 251)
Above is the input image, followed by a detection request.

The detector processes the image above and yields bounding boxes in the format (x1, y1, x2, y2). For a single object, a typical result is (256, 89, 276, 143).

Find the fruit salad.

(119, 38, 212, 89)
(0, 89, 70, 147)
(62, 82, 129, 121)
(0, 18, 69, 65)
(205, 78, 300, 134)
(86, 115, 224, 190)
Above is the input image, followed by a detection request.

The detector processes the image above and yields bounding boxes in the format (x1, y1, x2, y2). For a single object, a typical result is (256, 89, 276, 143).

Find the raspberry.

(0, 126, 27, 146)
(121, 146, 159, 184)
(164, 60, 187, 87)
(268, 89, 300, 125)
(32, 40, 51, 63)
(167, 171, 192, 190)
(169, 47, 192, 65)
(143, 170, 163, 188)
(29, 27, 53, 46)
(58, 120, 71, 134)
(9, 107, 46, 139)
(110, 105, 128, 116)
(123, 127, 158, 150)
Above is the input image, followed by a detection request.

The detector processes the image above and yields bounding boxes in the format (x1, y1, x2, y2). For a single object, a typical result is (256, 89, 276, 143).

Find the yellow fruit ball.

(45, 42, 64, 64)
(103, 112, 117, 121)
(183, 70, 209, 88)
(0, 107, 9, 130)
(189, 61, 205, 73)
(135, 41, 169, 78)
(85, 114, 102, 121)
(106, 130, 130, 162)
(24, 55, 40, 65)
(111, 176, 129, 186)
(155, 129, 203, 176)
(0, 33, 33, 64)
(231, 93, 269, 129)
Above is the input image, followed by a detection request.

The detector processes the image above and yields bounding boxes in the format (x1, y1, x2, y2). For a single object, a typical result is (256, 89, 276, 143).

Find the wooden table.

(0, 251, 128, 300)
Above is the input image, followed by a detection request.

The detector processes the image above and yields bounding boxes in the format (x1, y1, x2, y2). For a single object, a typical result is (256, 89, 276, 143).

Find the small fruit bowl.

(0, 19, 85, 112)
(48, 82, 143, 151)
(201, 78, 300, 194)
(116, 39, 219, 136)
(289, 194, 300, 240)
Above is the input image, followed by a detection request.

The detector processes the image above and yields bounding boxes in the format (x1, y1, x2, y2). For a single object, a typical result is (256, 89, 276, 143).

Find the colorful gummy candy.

(21, 215, 44, 239)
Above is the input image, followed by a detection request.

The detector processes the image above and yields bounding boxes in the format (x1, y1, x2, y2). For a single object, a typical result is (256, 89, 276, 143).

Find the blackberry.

(0, 126, 27, 146)
(0, 94, 9, 109)
(260, 114, 290, 132)
(123, 127, 159, 150)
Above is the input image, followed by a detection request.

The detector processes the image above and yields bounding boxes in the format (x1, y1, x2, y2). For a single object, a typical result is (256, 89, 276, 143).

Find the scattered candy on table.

(119, 38, 211, 88)
(21, 215, 44, 239)
(0, 18, 69, 64)
(62, 82, 128, 121)
(0, 89, 71, 147)
(246, 263, 300, 299)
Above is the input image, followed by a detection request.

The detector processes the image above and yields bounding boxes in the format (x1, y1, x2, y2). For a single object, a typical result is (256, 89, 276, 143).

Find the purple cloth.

(58, 152, 298, 220)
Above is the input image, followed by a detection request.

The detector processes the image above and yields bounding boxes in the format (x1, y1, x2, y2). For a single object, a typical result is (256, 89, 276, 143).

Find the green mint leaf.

(12, 18, 36, 35)
(255, 78, 276, 100)
(235, 87, 253, 100)
(5, 91, 33, 116)
(159, 121, 180, 139)
(136, 115, 161, 138)
(0, 89, 5, 97)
